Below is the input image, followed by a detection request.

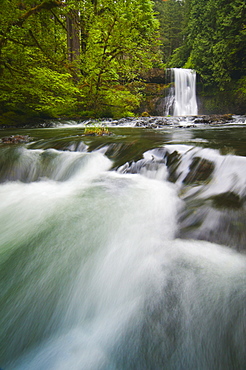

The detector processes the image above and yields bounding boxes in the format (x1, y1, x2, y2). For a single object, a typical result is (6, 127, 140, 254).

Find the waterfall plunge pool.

(1, 119, 246, 369)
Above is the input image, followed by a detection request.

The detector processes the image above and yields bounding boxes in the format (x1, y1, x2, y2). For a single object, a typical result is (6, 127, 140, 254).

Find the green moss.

(84, 125, 110, 136)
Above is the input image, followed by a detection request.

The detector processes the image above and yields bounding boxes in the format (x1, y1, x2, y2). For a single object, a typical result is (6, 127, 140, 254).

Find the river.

(1, 116, 246, 369)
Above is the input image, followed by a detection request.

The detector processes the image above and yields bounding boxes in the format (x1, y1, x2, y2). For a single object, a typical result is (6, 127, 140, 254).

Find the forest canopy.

(0, 0, 160, 122)
(0, 0, 245, 124)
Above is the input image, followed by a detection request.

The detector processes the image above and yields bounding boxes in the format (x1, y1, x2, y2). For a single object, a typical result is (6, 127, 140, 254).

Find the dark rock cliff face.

(137, 68, 168, 116)
(138, 83, 167, 116)
(197, 92, 246, 115)
(140, 68, 166, 84)
(139, 85, 244, 116)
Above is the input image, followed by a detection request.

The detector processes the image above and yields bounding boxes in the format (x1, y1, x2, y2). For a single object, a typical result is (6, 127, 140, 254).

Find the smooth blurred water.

(1, 122, 246, 369)
(164, 68, 198, 116)
(173, 68, 198, 116)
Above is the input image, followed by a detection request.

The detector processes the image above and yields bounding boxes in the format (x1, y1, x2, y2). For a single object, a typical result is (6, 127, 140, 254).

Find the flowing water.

(165, 68, 198, 116)
(1, 118, 246, 369)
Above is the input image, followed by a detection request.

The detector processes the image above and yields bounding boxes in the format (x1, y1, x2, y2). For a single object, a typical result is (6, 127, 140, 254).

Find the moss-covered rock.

(210, 191, 243, 210)
(183, 157, 214, 185)
(165, 150, 181, 183)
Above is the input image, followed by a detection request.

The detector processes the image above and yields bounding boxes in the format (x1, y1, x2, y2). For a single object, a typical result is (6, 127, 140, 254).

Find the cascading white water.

(174, 68, 198, 116)
(1, 133, 246, 369)
(165, 68, 198, 116)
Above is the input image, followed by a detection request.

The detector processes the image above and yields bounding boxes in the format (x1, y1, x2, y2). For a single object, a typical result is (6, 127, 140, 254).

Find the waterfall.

(165, 68, 198, 116)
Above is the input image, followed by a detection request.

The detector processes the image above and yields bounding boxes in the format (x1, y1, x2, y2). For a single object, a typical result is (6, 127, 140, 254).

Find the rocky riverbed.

(1, 114, 244, 130)
(64, 114, 244, 129)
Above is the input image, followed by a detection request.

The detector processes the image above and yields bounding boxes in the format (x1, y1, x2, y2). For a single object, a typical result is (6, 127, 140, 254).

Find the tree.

(0, 0, 161, 121)
(0, 0, 80, 122)
(66, 10, 80, 63)
(76, 0, 160, 116)
(170, 0, 246, 90)
(153, 0, 184, 64)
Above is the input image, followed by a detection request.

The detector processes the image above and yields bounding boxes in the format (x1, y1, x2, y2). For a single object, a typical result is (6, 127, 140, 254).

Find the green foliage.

(77, 0, 160, 116)
(235, 77, 246, 113)
(0, 0, 72, 121)
(83, 82, 143, 118)
(153, 0, 185, 64)
(1, 0, 245, 120)
(171, 0, 246, 92)
(0, 67, 82, 117)
(237, 77, 246, 95)
(0, 0, 160, 122)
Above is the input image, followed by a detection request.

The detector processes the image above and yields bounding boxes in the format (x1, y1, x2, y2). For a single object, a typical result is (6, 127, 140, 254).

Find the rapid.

(1, 117, 246, 370)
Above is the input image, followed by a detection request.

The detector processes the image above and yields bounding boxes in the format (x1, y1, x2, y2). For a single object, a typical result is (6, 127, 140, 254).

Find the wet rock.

(183, 157, 214, 184)
(166, 151, 180, 167)
(210, 191, 243, 210)
(140, 67, 166, 84)
(178, 202, 246, 252)
(0, 135, 32, 144)
(165, 150, 181, 183)
(194, 114, 233, 124)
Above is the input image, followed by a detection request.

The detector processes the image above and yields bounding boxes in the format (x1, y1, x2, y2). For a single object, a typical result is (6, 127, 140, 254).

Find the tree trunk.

(66, 10, 80, 63)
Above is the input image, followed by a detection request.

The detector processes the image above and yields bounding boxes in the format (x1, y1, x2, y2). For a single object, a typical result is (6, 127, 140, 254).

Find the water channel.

(1, 116, 246, 369)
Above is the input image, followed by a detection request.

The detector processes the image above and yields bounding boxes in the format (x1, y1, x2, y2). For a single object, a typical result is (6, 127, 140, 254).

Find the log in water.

(1, 121, 246, 370)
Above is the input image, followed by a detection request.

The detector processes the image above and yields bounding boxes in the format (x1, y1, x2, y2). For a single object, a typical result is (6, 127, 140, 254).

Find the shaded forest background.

(0, 0, 245, 125)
